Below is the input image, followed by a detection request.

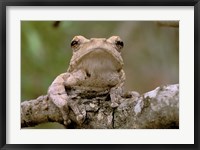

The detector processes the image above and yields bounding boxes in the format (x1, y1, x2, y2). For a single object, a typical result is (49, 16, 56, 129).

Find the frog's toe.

(111, 102, 119, 108)
(64, 119, 71, 126)
(76, 114, 85, 124)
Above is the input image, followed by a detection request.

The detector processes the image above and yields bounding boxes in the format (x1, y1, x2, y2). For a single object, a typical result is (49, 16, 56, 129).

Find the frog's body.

(48, 36, 125, 126)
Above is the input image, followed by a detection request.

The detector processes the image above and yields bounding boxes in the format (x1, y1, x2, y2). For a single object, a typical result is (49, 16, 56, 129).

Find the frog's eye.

(71, 35, 89, 52)
(115, 40, 124, 50)
(107, 36, 124, 52)
(71, 39, 80, 49)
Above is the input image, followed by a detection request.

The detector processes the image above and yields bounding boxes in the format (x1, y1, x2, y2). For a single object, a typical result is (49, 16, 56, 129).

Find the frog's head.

(68, 35, 124, 72)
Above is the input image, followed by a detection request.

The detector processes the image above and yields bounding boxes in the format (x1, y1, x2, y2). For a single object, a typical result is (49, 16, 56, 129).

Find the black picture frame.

(0, 0, 199, 149)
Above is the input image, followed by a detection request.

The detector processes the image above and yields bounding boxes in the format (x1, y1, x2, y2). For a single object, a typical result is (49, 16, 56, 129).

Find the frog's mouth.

(68, 47, 124, 72)
(77, 48, 123, 71)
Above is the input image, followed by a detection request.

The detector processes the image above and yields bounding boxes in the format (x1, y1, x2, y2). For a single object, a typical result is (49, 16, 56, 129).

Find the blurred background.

(21, 21, 179, 101)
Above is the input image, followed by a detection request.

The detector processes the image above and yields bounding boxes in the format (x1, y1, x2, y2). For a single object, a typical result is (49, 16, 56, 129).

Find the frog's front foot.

(59, 106, 71, 126)
(110, 87, 123, 108)
(48, 93, 72, 126)
(110, 92, 121, 108)
(68, 99, 86, 125)
(58, 103, 86, 126)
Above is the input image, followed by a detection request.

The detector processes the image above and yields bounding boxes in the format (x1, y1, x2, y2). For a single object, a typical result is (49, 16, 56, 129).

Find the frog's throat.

(68, 48, 124, 72)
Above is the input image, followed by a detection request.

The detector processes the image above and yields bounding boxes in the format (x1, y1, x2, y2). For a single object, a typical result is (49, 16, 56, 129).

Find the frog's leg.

(48, 70, 86, 126)
(110, 70, 125, 108)
(48, 73, 71, 125)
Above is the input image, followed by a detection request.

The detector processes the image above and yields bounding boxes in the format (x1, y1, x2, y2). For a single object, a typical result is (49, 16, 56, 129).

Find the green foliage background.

(21, 21, 179, 101)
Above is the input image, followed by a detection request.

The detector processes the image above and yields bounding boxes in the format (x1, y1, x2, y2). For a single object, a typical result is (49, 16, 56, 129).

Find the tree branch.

(21, 84, 179, 129)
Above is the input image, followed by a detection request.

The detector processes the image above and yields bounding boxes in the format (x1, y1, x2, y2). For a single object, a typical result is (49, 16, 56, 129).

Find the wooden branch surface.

(21, 84, 179, 129)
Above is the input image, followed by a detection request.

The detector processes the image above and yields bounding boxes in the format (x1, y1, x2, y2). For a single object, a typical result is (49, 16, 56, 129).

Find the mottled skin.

(48, 35, 125, 126)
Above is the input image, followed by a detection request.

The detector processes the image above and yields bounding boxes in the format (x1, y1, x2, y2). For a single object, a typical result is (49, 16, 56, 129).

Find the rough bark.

(21, 84, 179, 129)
